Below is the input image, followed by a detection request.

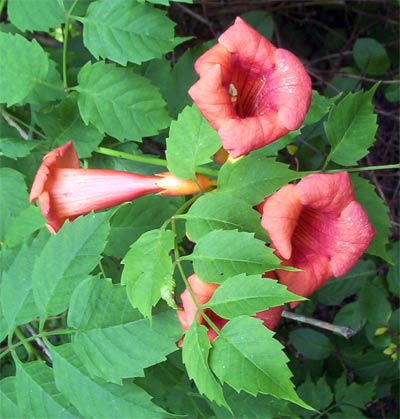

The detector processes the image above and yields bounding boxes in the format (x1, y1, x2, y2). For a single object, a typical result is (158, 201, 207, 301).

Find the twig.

(0, 107, 29, 140)
(23, 324, 52, 362)
(282, 310, 358, 339)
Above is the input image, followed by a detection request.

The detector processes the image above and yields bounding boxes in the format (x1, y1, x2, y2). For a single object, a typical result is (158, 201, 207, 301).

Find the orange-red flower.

(177, 274, 283, 344)
(260, 172, 375, 303)
(30, 141, 211, 233)
(189, 17, 312, 158)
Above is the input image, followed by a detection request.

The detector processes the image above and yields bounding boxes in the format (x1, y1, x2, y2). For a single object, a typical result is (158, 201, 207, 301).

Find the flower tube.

(177, 274, 283, 344)
(189, 17, 312, 158)
(260, 172, 375, 303)
(30, 141, 211, 233)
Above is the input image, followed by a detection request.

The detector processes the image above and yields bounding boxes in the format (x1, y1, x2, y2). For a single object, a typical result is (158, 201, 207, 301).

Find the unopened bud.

(383, 343, 397, 355)
(156, 172, 211, 196)
(287, 144, 298, 156)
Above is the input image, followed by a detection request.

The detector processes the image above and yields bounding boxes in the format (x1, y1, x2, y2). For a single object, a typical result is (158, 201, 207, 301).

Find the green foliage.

(353, 38, 390, 76)
(76, 61, 170, 141)
(0, 33, 49, 106)
(210, 316, 311, 409)
(182, 230, 284, 283)
(166, 105, 221, 180)
(205, 274, 304, 318)
(121, 229, 175, 318)
(289, 328, 334, 360)
(81, 0, 177, 65)
(324, 85, 378, 166)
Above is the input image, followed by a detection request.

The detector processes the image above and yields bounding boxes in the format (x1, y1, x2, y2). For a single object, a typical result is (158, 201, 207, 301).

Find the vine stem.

(322, 163, 400, 173)
(95, 146, 220, 177)
(63, 0, 79, 90)
(0, 328, 74, 361)
(281, 310, 358, 339)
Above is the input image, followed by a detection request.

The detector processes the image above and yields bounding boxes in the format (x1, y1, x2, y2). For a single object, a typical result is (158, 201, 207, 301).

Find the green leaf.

(105, 195, 183, 258)
(82, 0, 176, 65)
(205, 274, 303, 319)
(334, 376, 375, 408)
(218, 156, 302, 205)
(50, 343, 169, 419)
(324, 85, 378, 166)
(3, 205, 44, 248)
(166, 105, 221, 180)
(24, 59, 64, 105)
(8, 0, 65, 32)
(32, 212, 110, 316)
(387, 242, 400, 296)
(304, 90, 340, 126)
(36, 94, 103, 158)
(317, 259, 376, 305)
(183, 192, 268, 242)
(333, 301, 365, 330)
(121, 229, 175, 318)
(297, 376, 333, 411)
(0, 377, 22, 419)
(68, 277, 181, 384)
(358, 282, 391, 325)
(289, 328, 333, 360)
(76, 61, 170, 141)
(1, 232, 48, 332)
(0, 139, 38, 160)
(350, 174, 391, 261)
(182, 322, 228, 408)
(210, 316, 311, 409)
(353, 38, 390, 76)
(329, 406, 366, 419)
(0, 168, 29, 242)
(15, 361, 79, 418)
(182, 230, 284, 284)
(0, 33, 49, 106)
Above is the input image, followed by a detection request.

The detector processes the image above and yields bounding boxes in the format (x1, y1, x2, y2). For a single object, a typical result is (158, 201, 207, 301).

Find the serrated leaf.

(334, 376, 375, 408)
(0, 138, 38, 159)
(121, 229, 175, 318)
(50, 343, 168, 419)
(82, 0, 176, 65)
(182, 230, 284, 284)
(105, 195, 182, 258)
(182, 322, 228, 408)
(1, 232, 48, 331)
(166, 105, 221, 180)
(218, 156, 303, 205)
(333, 301, 365, 330)
(0, 32, 49, 106)
(358, 283, 391, 325)
(304, 90, 340, 126)
(209, 316, 311, 409)
(324, 85, 378, 166)
(0, 168, 29, 242)
(183, 192, 268, 242)
(7, 0, 65, 32)
(32, 212, 110, 316)
(0, 377, 22, 419)
(76, 61, 170, 141)
(350, 174, 391, 261)
(36, 94, 103, 158)
(205, 274, 303, 319)
(317, 259, 376, 305)
(353, 38, 390, 76)
(15, 361, 79, 418)
(68, 278, 180, 383)
(297, 376, 333, 411)
(289, 328, 333, 360)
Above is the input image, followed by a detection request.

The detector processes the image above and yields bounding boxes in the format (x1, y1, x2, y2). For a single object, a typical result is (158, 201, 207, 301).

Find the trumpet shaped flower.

(30, 141, 211, 233)
(260, 172, 375, 301)
(189, 17, 312, 158)
(177, 274, 283, 344)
